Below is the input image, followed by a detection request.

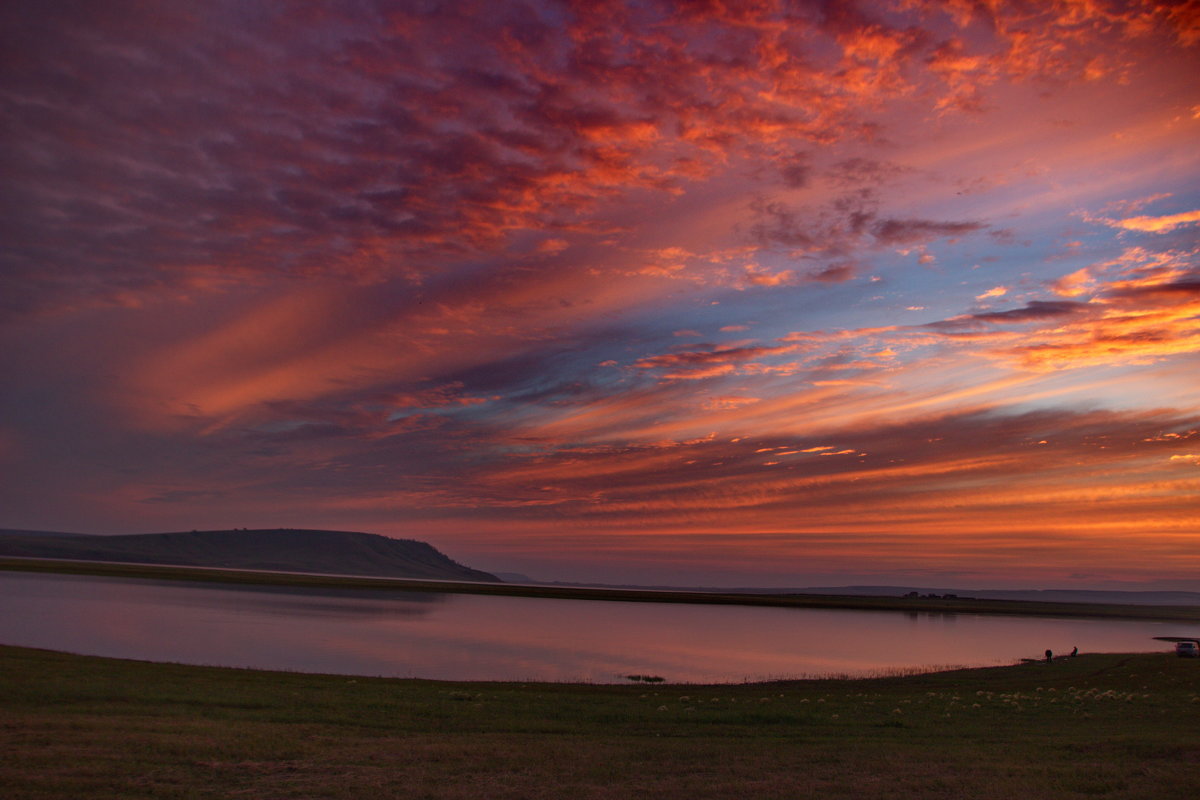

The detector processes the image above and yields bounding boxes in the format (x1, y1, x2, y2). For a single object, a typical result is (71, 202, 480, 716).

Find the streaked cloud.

(1112, 210, 1200, 233)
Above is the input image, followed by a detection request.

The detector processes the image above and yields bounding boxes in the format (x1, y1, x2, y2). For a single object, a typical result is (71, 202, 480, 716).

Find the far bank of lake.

(3, 555, 1199, 622)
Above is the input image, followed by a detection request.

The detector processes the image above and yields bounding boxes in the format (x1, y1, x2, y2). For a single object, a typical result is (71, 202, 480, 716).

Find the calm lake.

(1, 571, 1192, 683)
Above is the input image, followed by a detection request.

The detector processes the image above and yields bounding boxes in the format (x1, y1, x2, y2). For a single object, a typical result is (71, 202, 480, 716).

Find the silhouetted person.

(1045, 649, 1053, 663)
(1070, 646, 1078, 657)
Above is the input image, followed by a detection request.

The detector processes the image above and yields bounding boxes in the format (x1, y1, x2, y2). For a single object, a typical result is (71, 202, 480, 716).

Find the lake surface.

(1, 571, 1193, 683)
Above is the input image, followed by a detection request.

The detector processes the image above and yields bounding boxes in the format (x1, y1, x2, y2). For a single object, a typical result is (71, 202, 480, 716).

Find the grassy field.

(2, 645, 1196, 799)
(4, 556, 1199, 622)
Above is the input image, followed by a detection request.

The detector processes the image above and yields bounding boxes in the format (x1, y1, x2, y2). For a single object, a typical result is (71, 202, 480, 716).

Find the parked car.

(1176, 641, 1199, 658)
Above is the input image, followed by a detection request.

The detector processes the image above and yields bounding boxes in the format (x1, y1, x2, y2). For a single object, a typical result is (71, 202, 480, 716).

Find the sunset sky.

(2, 0, 1198, 589)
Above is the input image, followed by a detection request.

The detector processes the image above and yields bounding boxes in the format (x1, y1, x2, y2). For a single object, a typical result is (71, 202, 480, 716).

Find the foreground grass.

(2, 646, 1196, 799)
(4, 556, 1199, 622)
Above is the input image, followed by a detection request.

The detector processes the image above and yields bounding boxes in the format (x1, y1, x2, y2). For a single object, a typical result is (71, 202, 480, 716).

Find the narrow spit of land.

(3, 555, 1199, 622)
(2, 645, 1196, 800)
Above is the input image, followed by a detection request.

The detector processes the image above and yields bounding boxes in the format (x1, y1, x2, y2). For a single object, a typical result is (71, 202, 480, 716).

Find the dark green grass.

(4, 557, 1199, 622)
(2, 645, 1197, 799)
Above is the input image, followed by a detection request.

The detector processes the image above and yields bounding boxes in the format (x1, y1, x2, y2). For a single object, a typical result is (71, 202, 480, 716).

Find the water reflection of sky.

(143, 579, 448, 619)
(1, 572, 1194, 683)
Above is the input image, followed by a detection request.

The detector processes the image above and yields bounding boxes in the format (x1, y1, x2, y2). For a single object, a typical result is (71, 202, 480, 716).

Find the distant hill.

(0, 528, 500, 582)
(493, 571, 537, 584)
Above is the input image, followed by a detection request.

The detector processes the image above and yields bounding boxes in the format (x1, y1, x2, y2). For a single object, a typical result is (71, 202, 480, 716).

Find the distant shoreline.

(4, 555, 1199, 623)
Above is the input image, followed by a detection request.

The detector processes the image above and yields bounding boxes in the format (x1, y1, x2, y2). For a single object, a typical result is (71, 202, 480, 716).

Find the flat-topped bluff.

(0, 528, 500, 582)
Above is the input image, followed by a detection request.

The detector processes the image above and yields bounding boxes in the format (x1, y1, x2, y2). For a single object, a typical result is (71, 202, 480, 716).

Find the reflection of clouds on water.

(0, 572, 1186, 682)
(4, 570, 447, 620)
(151, 581, 448, 620)
(903, 611, 959, 623)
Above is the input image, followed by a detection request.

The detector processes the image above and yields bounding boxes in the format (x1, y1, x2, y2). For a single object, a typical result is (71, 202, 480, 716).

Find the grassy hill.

(0, 528, 499, 582)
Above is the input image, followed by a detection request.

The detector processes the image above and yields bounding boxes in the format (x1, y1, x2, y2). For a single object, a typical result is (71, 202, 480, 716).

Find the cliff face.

(0, 528, 500, 582)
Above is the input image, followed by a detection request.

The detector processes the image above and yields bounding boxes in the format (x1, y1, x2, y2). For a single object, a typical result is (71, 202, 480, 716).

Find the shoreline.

(0, 641, 1110, 686)
(3, 643, 998, 686)
(4, 554, 1199, 622)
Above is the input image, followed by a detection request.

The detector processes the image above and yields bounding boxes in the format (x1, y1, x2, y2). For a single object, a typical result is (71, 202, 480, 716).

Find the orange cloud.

(743, 267, 798, 287)
(661, 364, 737, 380)
(1111, 209, 1200, 233)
